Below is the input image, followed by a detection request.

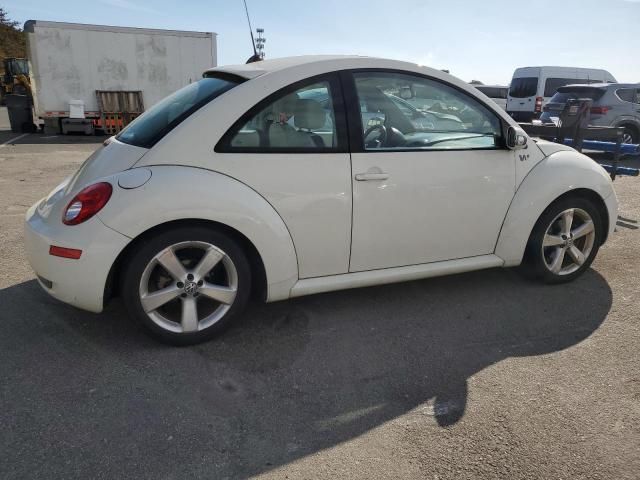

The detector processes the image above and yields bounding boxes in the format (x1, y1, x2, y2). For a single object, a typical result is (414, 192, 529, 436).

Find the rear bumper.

(24, 202, 129, 313)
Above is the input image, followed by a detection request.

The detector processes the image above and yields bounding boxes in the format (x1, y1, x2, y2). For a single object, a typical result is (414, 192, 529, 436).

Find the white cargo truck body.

(24, 20, 217, 122)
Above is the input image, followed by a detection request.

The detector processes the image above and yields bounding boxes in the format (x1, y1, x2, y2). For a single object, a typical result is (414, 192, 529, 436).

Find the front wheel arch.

(104, 219, 267, 308)
(521, 193, 605, 283)
(534, 189, 610, 246)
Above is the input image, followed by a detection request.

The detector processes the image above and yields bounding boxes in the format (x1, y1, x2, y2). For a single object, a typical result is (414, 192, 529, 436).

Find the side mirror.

(506, 125, 528, 150)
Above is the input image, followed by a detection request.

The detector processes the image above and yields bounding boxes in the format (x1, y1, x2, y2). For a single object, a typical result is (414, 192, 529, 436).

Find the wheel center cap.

(184, 281, 198, 295)
(566, 236, 574, 248)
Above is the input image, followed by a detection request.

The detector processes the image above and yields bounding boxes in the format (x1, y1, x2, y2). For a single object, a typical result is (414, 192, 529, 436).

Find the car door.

(507, 74, 539, 119)
(214, 73, 352, 279)
(344, 70, 516, 272)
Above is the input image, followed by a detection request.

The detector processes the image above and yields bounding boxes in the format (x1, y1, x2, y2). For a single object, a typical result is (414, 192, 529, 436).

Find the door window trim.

(340, 69, 507, 154)
(215, 73, 349, 154)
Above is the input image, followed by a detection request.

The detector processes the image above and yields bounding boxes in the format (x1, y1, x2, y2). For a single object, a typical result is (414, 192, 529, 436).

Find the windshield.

(7, 58, 29, 75)
(117, 74, 243, 148)
(509, 77, 538, 98)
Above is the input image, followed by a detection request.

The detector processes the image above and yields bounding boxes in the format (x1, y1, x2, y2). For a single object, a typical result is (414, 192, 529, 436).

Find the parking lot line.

(0, 133, 30, 147)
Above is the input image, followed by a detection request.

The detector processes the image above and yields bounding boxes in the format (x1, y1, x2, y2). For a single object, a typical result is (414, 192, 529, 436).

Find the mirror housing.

(506, 125, 528, 150)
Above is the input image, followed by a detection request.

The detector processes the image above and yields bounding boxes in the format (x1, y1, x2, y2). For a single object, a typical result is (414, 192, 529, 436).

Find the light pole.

(255, 28, 266, 60)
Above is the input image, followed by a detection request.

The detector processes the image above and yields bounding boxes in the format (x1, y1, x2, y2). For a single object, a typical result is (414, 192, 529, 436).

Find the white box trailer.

(24, 20, 217, 133)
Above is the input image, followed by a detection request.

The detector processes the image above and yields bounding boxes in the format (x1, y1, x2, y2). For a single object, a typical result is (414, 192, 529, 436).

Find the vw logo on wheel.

(184, 281, 198, 295)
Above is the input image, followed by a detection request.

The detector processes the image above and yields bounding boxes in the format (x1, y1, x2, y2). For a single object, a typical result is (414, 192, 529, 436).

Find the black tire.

(521, 196, 604, 284)
(21, 121, 37, 133)
(121, 226, 251, 345)
(621, 126, 639, 145)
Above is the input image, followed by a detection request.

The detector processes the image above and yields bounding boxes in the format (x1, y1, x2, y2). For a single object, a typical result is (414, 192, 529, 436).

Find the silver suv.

(540, 83, 640, 143)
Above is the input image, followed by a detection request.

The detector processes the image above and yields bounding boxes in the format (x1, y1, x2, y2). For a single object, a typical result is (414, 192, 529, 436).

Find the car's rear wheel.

(122, 226, 251, 345)
(522, 196, 603, 284)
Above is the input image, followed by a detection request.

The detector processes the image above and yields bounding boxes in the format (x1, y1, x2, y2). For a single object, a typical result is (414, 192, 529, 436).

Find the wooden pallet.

(96, 90, 144, 135)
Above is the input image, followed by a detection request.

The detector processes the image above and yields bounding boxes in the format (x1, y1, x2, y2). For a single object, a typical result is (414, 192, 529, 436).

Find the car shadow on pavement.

(0, 267, 612, 479)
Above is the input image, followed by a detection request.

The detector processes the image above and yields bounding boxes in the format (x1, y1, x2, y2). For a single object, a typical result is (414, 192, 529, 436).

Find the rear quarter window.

(617, 88, 640, 103)
(116, 74, 243, 149)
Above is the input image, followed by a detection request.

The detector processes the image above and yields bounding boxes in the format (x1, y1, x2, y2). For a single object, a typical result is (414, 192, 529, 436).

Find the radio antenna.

(242, 0, 260, 63)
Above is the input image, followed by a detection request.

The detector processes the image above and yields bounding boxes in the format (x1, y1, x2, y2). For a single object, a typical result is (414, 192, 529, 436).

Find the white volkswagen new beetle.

(25, 56, 618, 344)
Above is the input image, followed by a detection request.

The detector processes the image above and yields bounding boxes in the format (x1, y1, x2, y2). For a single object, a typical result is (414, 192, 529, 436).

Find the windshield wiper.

(421, 133, 496, 147)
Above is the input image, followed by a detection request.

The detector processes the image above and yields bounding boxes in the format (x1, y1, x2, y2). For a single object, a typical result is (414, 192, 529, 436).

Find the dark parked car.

(540, 83, 640, 144)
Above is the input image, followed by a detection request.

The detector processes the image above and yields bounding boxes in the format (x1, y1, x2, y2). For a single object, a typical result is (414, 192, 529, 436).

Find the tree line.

(0, 7, 27, 62)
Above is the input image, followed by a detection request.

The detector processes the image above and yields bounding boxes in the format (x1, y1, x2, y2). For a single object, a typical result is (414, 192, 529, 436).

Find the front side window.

(219, 78, 341, 151)
(353, 71, 502, 151)
(117, 74, 242, 148)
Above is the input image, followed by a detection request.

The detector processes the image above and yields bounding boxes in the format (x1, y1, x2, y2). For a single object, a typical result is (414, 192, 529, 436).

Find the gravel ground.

(0, 108, 638, 479)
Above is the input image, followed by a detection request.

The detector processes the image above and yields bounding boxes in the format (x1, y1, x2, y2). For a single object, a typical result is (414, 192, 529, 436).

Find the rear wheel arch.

(104, 219, 267, 307)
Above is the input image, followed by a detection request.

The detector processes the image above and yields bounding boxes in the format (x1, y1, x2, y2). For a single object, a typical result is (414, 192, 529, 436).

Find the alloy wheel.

(138, 241, 238, 333)
(541, 208, 596, 276)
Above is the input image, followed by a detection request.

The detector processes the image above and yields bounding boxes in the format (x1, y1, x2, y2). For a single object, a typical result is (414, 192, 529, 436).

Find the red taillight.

(590, 106, 610, 115)
(49, 245, 82, 259)
(534, 96, 543, 113)
(62, 182, 112, 225)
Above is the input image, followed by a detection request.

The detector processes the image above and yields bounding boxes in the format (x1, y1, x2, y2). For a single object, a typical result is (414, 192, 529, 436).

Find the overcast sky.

(5, 0, 640, 84)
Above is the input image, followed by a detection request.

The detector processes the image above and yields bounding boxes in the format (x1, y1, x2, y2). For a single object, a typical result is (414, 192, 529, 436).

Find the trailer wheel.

(621, 126, 638, 145)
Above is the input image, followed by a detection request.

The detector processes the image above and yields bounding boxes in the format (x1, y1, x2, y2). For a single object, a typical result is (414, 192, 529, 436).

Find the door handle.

(355, 172, 389, 181)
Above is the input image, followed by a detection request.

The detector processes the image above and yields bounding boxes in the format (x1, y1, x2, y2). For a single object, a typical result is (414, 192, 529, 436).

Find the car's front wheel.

(522, 196, 604, 284)
(122, 226, 251, 345)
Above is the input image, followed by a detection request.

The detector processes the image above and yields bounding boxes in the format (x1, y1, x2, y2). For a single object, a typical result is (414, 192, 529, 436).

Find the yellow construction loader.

(1, 57, 31, 103)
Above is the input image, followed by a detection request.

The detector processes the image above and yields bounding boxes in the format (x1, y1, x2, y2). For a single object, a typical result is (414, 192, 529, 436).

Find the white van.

(506, 66, 616, 121)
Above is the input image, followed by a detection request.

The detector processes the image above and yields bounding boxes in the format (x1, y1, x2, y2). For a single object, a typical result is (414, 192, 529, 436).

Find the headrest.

(280, 93, 299, 114)
(294, 99, 326, 130)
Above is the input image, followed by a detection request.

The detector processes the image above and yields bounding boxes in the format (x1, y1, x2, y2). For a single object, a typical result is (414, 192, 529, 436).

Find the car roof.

(203, 55, 518, 127)
(206, 55, 446, 81)
(559, 82, 639, 90)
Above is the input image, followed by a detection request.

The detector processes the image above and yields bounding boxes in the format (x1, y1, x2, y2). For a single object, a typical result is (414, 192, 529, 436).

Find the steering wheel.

(363, 124, 388, 148)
